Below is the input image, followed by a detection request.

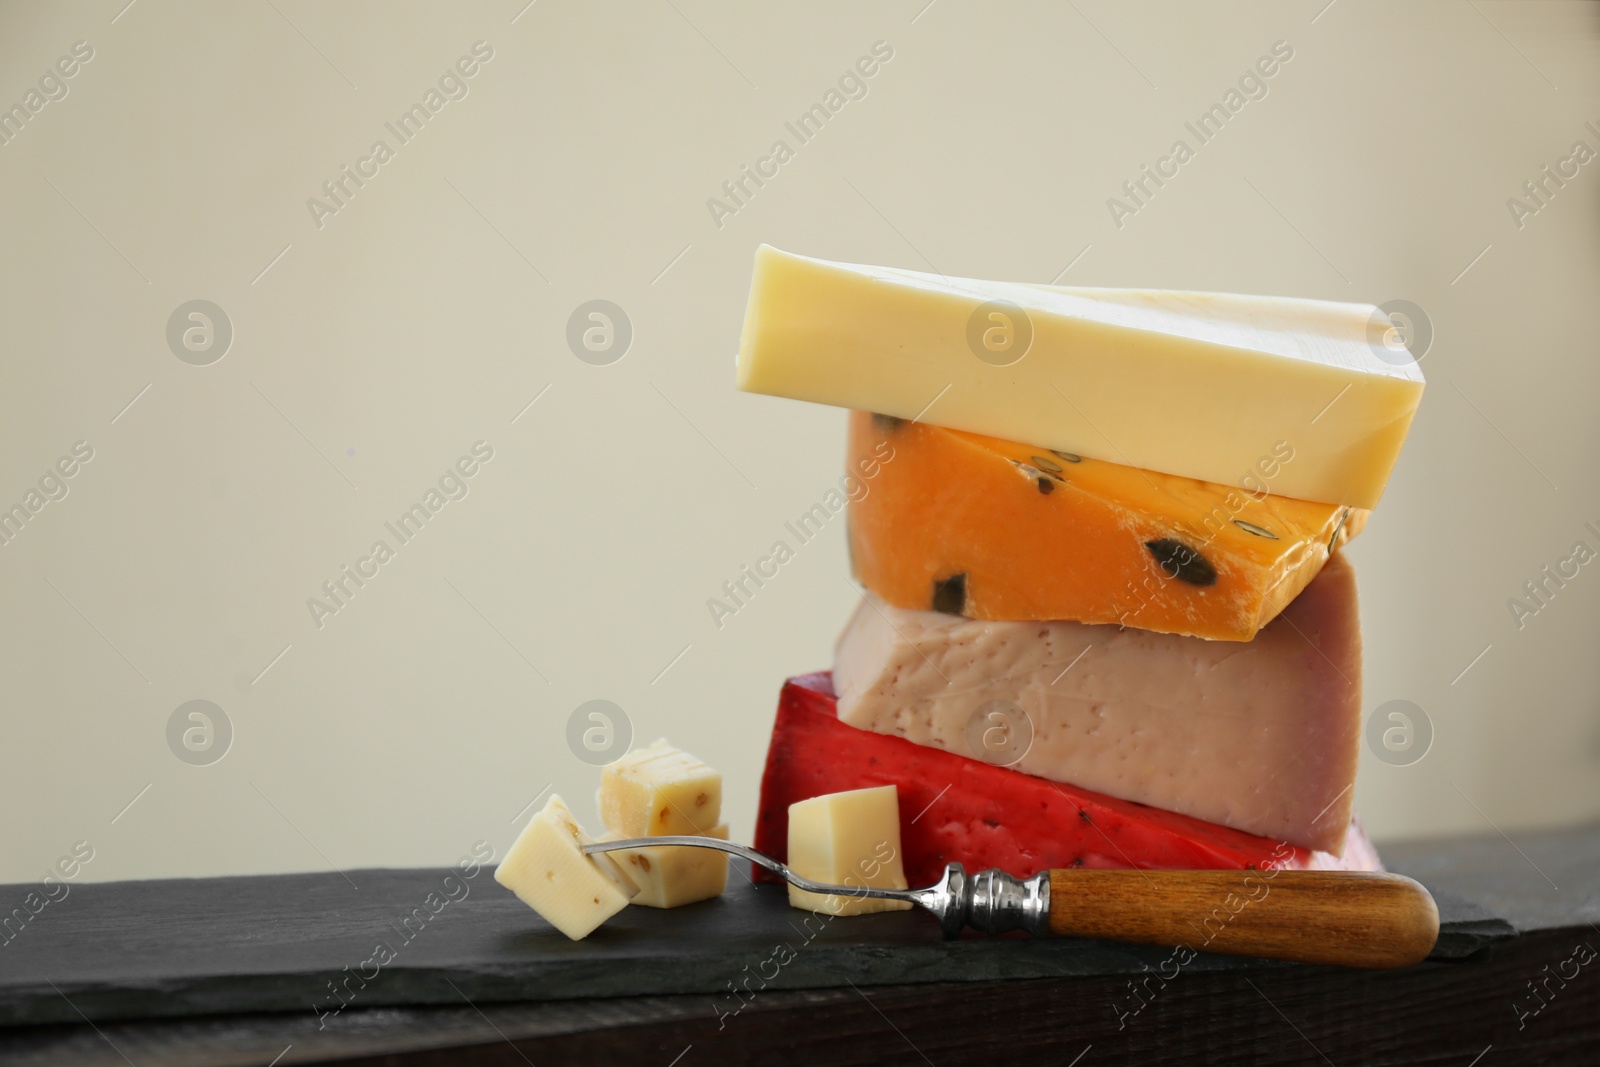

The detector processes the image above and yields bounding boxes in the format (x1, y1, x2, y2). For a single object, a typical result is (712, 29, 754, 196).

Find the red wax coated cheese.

(754, 673, 1380, 887)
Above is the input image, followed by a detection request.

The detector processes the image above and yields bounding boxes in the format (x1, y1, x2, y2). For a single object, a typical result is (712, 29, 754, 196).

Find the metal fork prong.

(582, 835, 920, 903)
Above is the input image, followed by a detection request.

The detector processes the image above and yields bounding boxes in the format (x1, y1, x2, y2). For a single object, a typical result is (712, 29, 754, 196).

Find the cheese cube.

(787, 785, 913, 916)
(494, 795, 637, 941)
(600, 824, 731, 909)
(737, 245, 1425, 509)
(599, 740, 721, 837)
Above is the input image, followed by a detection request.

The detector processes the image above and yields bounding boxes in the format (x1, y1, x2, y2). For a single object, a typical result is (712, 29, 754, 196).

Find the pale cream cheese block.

(787, 785, 914, 916)
(495, 795, 638, 941)
(737, 245, 1425, 508)
(599, 740, 722, 837)
(599, 824, 731, 909)
(833, 555, 1363, 855)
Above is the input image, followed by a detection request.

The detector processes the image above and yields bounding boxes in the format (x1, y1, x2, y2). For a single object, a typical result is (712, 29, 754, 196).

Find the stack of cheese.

(738, 246, 1425, 887)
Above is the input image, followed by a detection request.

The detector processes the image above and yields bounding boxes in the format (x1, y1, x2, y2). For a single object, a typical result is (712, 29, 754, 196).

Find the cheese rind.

(848, 411, 1364, 640)
(833, 554, 1363, 854)
(599, 740, 722, 837)
(494, 795, 638, 941)
(737, 246, 1425, 508)
(787, 786, 914, 916)
(755, 673, 1382, 886)
(600, 824, 732, 909)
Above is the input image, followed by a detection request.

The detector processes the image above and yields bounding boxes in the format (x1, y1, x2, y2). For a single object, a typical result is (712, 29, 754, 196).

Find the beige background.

(1, 0, 1597, 884)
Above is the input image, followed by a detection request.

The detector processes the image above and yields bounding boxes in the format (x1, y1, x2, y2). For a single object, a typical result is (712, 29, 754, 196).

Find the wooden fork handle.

(1048, 869, 1439, 968)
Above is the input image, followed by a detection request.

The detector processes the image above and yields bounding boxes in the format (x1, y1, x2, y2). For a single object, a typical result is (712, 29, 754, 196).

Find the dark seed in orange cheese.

(931, 573, 966, 615)
(1328, 508, 1351, 553)
(1144, 538, 1217, 586)
(1011, 460, 1059, 494)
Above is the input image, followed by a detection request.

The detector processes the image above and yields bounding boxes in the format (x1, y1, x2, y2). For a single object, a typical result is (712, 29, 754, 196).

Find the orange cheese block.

(847, 411, 1366, 641)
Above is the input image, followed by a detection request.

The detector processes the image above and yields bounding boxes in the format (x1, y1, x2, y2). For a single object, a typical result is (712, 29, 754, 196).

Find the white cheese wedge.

(737, 245, 1425, 508)
(787, 785, 913, 916)
(600, 824, 731, 909)
(495, 795, 637, 941)
(599, 740, 722, 837)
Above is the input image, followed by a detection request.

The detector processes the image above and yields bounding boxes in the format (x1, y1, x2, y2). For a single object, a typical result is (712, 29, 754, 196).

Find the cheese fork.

(584, 836, 1439, 969)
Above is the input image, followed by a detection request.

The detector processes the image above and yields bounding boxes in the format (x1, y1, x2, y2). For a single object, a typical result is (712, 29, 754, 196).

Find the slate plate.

(0, 861, 1513, 1028)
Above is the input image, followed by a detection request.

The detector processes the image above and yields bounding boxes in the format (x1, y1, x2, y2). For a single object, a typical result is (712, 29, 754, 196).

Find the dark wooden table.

(2, 824, 1596, 1066)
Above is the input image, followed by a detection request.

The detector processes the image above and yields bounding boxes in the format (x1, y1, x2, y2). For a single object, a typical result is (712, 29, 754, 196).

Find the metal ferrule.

(964, 867, 1051, 936)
